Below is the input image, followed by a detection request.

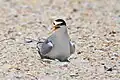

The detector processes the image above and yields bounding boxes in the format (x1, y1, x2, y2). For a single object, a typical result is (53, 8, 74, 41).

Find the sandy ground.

(0, 0, 120, 80)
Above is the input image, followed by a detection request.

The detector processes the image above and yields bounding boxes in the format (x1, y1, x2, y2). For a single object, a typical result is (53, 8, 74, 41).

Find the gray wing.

(37, 39, 53, 55)
(70, 41, 75, 54)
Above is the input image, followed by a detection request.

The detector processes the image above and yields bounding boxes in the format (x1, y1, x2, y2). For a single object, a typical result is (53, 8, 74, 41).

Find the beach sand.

(0, 0, 120, 80)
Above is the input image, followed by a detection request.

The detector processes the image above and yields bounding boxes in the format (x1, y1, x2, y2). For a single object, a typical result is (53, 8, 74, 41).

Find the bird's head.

(51, 19, 66, 32)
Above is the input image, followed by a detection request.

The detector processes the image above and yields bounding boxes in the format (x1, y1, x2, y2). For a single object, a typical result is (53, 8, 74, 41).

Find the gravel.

(0, 0, 120, 80)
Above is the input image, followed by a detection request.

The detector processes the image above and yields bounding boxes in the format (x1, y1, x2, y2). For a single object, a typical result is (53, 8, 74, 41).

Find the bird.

(37, 19, 75, 62)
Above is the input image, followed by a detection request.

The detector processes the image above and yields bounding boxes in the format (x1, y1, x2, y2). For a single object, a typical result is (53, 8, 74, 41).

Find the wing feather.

(70, 42, 75, 54)
(37, 40, 53, 55)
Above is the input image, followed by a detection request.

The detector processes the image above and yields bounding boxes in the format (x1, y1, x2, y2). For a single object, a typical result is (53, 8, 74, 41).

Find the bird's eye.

(53, 22, 55, 25)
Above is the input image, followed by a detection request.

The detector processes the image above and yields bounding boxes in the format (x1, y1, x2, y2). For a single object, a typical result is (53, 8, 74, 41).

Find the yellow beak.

(48, 25, 58, 34)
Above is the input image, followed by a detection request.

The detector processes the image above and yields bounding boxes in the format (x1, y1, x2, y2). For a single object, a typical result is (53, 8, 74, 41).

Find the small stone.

(24, 69, 29, 71)
(76, 27, 80, 29)
(14, 15, 18, 17)
(89, 45, 94, 47)
(70, 73, 79, 77)
(73, 9, 78, 12)
(113, 53, 119, 57)
(97, 21, 100, 24)
(10, 37, 16, 40)
(109, 31, 116, 34)
(104, 34, 107, 36)
(101, 63, 105, 65)
(77, 51, 83, 54)
(24, 38, 33, 43)
(104, 66, 113, 71)
(39, 21, 42, 24)
(66, 17, 72, 20)
(107, 68, 113, 71)
(15, 67, 21, 70)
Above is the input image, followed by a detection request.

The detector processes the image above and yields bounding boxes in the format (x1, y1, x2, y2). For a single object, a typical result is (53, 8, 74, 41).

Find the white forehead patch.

(53, 21, 62, 25)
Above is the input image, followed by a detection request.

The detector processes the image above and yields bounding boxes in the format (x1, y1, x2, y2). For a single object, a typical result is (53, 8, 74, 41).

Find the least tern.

(37, 19, 75, 61)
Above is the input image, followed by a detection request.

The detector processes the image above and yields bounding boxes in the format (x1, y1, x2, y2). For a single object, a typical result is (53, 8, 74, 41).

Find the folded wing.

(37, 40, 53, 55)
